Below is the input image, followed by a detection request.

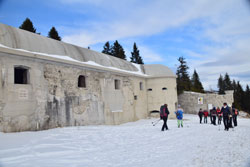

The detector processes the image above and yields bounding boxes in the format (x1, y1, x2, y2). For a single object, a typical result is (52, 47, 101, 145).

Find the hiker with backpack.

(175, 105, 184, 128)
(221, 102, 230, 131)
(160, 104, 170, 131)
(203, 109, 209, 124)
(211, 107, 217, 125)
(198, 108, 203, 124)
(232, 103, 238, 127)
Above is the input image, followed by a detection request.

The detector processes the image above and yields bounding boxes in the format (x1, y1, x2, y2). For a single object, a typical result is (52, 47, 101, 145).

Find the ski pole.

(152, 119, 160, 124)
(152, 119, 161, 126)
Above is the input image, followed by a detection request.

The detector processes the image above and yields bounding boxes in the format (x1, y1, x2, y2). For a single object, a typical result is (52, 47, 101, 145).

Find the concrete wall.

(178, 91, 234, 114)
(0, 52, 152, 132)
(146, 77, 178, 118)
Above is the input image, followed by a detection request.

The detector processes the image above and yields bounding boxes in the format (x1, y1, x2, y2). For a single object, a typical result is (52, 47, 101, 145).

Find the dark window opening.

(148, 88, 152, 91)
(139, 82, 143, 90)
(115, 79, 120, 90)
(134, 95, 137, 100)
(162, 87, 167, 90)
(78, 75, 86, 88)
(14, 67, 29, 84)
(150, 110, 159, 113)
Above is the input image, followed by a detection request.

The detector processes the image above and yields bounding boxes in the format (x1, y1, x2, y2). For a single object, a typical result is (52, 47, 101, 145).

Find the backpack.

(160, 106, 168, 117)
(234, 109, 238, 115)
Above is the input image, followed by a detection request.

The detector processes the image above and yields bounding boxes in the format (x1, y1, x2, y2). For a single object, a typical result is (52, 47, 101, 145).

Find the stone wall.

(0, 51, 177, 132)
(178, 91, 234, 114)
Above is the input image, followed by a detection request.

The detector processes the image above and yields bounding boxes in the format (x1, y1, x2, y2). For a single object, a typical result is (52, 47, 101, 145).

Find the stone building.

(0, 23, 177, 132)
(178, 91, 234, 114)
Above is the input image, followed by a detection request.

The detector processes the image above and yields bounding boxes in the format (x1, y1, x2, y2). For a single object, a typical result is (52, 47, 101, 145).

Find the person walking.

(175, 105, 184, 128)
(221, 103, 230, 131)
(160, 104, 170, 131)
(198, 108, 203, 124)
(211, 107, 217, 125)
(232, 104, 238, 127)
(216, 107, 222, 125)
(203, 109, 209, 124)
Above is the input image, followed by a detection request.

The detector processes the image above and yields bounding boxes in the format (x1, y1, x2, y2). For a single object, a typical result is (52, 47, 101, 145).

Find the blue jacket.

(175, 109, 183, 120)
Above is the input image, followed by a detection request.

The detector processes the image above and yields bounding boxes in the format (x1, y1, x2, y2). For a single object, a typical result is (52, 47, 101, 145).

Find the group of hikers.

(159, 102, 238, 131)
(198, 102, 238, 131)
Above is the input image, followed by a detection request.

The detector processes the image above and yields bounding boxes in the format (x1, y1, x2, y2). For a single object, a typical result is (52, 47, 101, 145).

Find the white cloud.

(60, 0, 250, 89)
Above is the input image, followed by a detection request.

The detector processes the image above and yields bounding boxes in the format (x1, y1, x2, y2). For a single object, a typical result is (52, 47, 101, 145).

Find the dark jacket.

(160, 105, 170, 118)
(221, 106, 230, 117)
(210, 109, 217, 116)
(198, 110, 203, 117)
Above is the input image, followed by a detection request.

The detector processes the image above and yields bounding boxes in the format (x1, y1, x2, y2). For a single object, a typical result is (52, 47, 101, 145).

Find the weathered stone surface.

(178, 91, 234, 114)
(0, 52, 177, 132)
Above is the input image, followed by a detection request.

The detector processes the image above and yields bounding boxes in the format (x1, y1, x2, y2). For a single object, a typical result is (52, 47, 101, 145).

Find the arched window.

(148, 88, 152, 91)
(78, 75, 86, 88)
(14, 66, 30, 84)
(162, 87, 167, 90)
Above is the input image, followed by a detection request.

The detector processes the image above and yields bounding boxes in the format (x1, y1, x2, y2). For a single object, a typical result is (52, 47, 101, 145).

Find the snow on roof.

(0, 23, 175, 78)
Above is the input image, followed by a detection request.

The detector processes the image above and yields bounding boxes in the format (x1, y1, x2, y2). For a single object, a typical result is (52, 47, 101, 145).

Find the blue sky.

(1, 0, 250, 90)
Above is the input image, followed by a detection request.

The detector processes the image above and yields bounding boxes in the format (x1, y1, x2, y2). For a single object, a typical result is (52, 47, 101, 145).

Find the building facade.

(0, 23, 178, 132)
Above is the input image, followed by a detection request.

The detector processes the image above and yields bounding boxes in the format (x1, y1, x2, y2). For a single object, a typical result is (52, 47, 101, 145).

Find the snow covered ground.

(0, 114, 250, 167)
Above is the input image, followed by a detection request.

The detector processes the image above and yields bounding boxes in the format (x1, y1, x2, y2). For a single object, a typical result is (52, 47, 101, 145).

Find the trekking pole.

(151, 119, 160, 124)
(152, 119, 161, 126)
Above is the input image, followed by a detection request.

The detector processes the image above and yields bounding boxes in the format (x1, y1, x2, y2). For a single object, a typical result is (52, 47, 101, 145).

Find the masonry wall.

(0, 52, 149, 132)
(178, 91, 234, 114)
(146, 77, 178, 118)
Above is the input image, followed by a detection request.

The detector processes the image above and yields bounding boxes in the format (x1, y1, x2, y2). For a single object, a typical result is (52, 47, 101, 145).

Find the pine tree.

(19, 18, 36, 33)
(217, 74, 225, 94)
(224, 73, 233, 90)
(191, 69, 204, 93)
(234, 81, 244, 110)
(176, 57, 191, 95)
(102, 41, 112, 55)
(48, 27, 61, 41)
(130, 43, 144, 64)
(111, 40, 126, 60)
(243, 85, 250, 114)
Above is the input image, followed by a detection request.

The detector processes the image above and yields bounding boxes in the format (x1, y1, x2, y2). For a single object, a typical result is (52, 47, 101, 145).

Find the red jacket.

(203, 110, 208, 117)
(217, 109, 222, 116)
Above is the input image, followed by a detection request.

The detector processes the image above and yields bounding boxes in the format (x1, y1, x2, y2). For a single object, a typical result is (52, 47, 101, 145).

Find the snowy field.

(0, 114, 250, 167)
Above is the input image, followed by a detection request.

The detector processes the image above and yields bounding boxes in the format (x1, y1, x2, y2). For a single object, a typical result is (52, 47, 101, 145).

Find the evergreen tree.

(191, 69, 204, 93)
(130, 43, 144, 64)
(217, 74, 225, 94)
(176, 56, 191, 95)
(19, 18, 36, 33)
(223, 73, 233, 90)
(243, 85, 250, 114)
(111, 40, 126, 60)
(48, 27, 61, 41)
(102, 41, 112, 55)
(234, 81, 244, 110)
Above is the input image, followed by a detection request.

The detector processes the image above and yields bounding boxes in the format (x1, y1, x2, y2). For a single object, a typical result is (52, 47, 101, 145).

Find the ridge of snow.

(0, 44, 148, 76)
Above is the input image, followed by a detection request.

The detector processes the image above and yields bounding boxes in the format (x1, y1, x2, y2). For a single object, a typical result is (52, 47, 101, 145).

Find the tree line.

(102, 41, 144, 64)
(19, 18, 144, 64)
(218, 73, 250, 113)
(176, 56, 250, 113)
